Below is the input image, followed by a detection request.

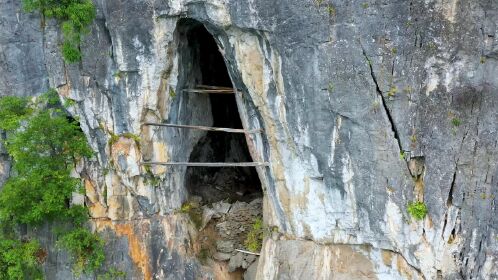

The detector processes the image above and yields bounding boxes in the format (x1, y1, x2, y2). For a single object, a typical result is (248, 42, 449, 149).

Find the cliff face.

(1, 0, 497, 279)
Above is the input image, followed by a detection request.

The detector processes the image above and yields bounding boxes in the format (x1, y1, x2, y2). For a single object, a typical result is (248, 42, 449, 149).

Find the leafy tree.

(0, 107, 92, 225)
(0, 91, 106, 277)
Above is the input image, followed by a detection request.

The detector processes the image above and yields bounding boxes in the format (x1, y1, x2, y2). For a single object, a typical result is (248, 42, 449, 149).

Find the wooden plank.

(140, 162, 269, 167)
(143, 123, 262, 134)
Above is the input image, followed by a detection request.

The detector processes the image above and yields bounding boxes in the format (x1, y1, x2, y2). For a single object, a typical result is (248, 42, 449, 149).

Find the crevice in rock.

(100, 18, 114, 60)
(447, 167, 457, 206)
(361, 46, 404, 154)
(382, 248, 424, 276)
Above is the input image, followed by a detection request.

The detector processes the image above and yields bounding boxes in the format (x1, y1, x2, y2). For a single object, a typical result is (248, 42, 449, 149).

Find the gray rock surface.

(0, 0, 497, 279)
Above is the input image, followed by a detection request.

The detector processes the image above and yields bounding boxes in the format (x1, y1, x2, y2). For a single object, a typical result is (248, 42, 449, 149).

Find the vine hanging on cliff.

(22, 0, 96, 63)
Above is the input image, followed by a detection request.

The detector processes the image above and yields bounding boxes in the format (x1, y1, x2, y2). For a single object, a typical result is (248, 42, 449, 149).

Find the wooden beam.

(140, 162, 269, 167)
(143, 123, 262, 134)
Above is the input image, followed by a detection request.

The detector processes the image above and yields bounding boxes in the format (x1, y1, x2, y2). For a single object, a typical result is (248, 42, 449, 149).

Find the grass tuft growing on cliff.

(407, 201, 428, 221)
(22, 0, 96, 63)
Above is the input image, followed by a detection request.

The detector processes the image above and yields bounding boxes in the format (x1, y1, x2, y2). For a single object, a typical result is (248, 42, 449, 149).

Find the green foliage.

(58, 228, 105, 275)
(410, 134, 417, 143)
(451, 117, 461, 127)
(326, 4, 336, 16)
(327, 82, 334, 94)
(121, 132, 141, 145)
(361, 3, 369, 9)
(0, 96, 32, 131)
(180, 202, 194, 213)
(97, 267, 126, 280)
(244, 217, 264, 252)
(64, 98, 77, 108)
(108, 133, 140, 146)
(407, 201, 428, 220)
(169, 87, 176, 99)
(22, 0, 96, 63)
(399, 150, 406, 160)
(108, 133, 120, 146)
(387, 86, 398, 98)
(62, 42, 82, 63)
(0, 238, 43, 280)
(179, 202, 202, 229)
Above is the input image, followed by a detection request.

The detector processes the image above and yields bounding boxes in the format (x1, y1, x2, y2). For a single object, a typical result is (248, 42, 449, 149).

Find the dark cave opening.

(181, 21, 263, 204)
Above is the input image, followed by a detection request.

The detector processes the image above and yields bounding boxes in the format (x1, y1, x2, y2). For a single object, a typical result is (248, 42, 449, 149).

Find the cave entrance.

(177, 20, 263, 204)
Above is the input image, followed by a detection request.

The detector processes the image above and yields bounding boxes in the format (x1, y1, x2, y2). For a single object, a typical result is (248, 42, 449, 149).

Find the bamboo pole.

(182, 88, 234, 94)
(140, 162, 269, 167)
(143, 123, 262, 134)
(197, 85, 234, 90)
(234, 249, 261, 256)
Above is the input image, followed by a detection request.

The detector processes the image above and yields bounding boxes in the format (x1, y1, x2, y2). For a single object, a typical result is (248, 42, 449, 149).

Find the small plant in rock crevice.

(108, 132, 141, 147)
(179, 202, 202, 229)
(387, 86, 398, 99)
(451, 117, 461, 127)
(244, 217, 264, 252)
(407, 201, 428, 221)
(326, 4, 336, 16)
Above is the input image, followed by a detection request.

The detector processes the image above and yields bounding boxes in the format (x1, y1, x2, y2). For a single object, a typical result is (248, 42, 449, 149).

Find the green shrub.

(58, 228, 105, 275)
(22, 0, 96, 63)
(0, 238, 43, 280)
(244, 217, 264, 252)
(97, 267, 126, 280)
(407, 201, 428, 220)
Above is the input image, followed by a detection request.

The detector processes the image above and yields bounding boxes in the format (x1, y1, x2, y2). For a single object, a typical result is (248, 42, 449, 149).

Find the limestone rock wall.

(1, 0, 497, 279)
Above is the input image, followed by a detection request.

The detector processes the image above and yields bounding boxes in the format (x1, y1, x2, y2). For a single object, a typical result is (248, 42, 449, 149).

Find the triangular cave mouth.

(178, 20, 263, 204)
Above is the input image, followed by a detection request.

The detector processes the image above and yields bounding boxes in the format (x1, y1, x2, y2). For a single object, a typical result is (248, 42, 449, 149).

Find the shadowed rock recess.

(1, 0, 497, 279)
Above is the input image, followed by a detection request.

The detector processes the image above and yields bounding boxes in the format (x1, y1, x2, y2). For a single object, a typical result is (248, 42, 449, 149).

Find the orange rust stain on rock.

(96, 221, 152, 280)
